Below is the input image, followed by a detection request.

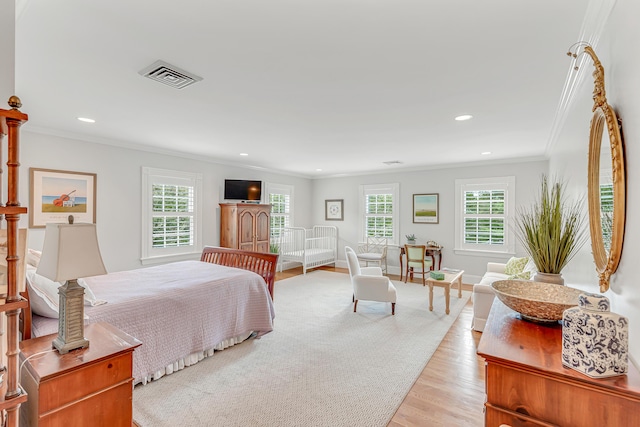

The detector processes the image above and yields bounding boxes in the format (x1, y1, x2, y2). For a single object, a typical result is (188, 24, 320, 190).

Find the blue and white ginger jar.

(562, 292, 628, 378)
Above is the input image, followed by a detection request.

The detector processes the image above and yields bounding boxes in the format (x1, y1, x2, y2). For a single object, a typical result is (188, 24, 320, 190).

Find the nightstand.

(19, 322, 142, 427)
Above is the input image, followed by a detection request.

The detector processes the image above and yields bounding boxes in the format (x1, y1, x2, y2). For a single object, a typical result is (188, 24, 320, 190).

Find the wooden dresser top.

(478, 300, 640, 398)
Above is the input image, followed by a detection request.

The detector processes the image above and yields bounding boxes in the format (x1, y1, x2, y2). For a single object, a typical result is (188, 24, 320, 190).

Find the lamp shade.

(36, 223, 107, 282)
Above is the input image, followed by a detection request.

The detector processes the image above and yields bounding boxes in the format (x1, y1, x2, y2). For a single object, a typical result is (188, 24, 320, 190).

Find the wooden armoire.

(219, 203, 271, 253)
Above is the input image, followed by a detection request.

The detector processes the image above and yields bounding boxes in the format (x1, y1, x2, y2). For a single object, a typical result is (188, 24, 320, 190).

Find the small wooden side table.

(425, 269, 464, 315)
(19, 322, 142, 427)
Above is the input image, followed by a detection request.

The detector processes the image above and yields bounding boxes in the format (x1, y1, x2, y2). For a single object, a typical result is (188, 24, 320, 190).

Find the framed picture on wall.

(30, 168, 97, 228)
(413, 193, 439, 224)
(325, 199, 344, 221)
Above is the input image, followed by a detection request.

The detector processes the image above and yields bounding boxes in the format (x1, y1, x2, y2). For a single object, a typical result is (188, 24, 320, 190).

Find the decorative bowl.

(491, 280, 582, 323)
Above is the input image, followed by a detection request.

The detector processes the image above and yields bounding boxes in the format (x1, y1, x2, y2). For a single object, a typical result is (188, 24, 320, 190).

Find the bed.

(278, 226, 337, 274)
(21, 246, 278, 385)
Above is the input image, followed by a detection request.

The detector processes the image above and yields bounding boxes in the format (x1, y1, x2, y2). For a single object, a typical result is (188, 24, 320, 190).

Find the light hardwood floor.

(275, 266, 486, 427)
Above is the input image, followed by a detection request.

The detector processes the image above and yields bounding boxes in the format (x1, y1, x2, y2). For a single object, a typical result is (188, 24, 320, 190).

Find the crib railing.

(278, 226, 338, 273)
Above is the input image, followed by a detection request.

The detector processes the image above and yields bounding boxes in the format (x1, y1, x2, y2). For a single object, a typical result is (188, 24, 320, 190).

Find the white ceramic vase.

(562, 292, 628, 378)
(533, 272, 564, 285)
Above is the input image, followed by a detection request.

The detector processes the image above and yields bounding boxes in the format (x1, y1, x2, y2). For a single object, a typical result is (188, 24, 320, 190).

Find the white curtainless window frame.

(266, 182, 294, 243)
(359, 183, 400, 246)
(454, 176, 515, 256)
(141, 167, 202, 265)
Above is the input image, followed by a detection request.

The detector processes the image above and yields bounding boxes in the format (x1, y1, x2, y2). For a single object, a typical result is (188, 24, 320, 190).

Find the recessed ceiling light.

(481, 151, 492, 155)
(239, 153, 249, 156)
(454, 114, 473, 121)
(77, 117, 95, 123)
(316, 168, 323, 172)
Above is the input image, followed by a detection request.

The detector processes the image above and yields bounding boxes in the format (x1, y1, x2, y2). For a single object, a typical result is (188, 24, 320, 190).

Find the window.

(359, 183, 399, 244)
(141, 167, 202, 264)
(266, 182, 294, 242)
(455, 176, 515, 255)
(600, 183, 613, 252)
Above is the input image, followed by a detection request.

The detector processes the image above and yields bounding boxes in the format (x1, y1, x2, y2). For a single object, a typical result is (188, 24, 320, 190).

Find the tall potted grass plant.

(514, 175, 587, 285)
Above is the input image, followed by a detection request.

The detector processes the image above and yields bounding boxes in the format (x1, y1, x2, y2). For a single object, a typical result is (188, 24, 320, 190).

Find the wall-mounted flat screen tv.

(224, 179, 262, 201)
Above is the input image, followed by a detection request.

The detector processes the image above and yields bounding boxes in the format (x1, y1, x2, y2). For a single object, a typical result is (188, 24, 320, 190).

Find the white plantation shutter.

(455, 177, 515, 254)
(151, 183, 194, 248)
(266, 183, 294, 241)
(600, 183, 613, 251)
(142, 167, 202, 264)
(463, 189, 505, 245)
(359, 183, 399, 245)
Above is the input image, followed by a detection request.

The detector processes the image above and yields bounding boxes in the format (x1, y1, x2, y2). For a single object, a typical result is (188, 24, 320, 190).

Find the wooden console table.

(477, 300, 640, 426)
(398, 245, 442, 281)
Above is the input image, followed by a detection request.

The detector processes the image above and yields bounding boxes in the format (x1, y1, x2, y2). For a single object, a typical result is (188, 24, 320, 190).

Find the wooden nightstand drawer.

(20, 323, 141, 427)
(29, 352, 132, 413)
(37, 381, 133, 427)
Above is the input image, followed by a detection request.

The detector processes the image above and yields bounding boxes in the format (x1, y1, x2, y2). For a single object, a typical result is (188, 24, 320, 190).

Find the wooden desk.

(20, 322, 142, 427)
(477, 300, 640, 426)
(398, 245, 443, 281)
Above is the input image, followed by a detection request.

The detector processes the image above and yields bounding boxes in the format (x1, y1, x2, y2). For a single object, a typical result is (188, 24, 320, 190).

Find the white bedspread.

(32, 260, 275, 382)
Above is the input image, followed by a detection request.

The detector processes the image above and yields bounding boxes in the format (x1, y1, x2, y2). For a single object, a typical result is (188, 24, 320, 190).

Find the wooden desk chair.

(404, 244, 433, 285)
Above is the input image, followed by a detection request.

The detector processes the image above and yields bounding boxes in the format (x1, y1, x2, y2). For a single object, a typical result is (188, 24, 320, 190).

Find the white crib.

(278, 226, 338, 274)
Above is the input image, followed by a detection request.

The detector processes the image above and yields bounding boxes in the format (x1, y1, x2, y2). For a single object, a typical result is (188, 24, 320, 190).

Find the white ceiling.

(15, 0, 588, 178)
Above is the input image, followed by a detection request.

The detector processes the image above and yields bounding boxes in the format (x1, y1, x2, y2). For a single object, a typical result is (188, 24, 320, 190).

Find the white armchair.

(345, 246, 397, 315)
(356, 236, 388, 274)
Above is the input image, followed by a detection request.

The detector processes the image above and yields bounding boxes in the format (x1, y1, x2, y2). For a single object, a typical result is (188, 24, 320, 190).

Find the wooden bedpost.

(0, 96, 30, 427)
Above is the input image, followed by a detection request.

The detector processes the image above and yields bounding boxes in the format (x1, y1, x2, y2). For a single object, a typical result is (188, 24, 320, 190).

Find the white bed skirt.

(136, 331, 254, 386)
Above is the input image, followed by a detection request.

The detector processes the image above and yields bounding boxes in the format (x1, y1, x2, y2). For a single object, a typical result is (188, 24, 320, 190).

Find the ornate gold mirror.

(576, 46, 626, 292)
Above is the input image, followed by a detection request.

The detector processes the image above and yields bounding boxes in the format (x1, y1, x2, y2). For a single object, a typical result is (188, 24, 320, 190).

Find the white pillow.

(26, 249, 42, 268)
(25, 267, 59, 318)
(25, 267, 106, 318)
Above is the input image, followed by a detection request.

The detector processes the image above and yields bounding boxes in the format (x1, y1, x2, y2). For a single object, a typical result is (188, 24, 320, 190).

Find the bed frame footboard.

(200, 246, 278, 299)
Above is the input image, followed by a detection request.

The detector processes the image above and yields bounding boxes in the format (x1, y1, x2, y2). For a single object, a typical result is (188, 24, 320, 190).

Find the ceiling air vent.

(382, 160, 403, 166)
(139, 60, 202, 89)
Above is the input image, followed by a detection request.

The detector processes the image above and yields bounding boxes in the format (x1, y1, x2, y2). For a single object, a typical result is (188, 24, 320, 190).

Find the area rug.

(133, 271, 471, 427)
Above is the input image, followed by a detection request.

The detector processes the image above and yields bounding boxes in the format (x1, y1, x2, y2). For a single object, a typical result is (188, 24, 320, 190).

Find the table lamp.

(36, 217, 106, 354)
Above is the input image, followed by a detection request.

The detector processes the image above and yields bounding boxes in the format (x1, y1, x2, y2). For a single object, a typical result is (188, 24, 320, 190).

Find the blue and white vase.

(562, 292, 628, 378)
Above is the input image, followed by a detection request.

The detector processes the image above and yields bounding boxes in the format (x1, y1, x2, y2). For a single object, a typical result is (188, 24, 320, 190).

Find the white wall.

(0, 0, 15, 103)
(311, 159, 547, 283)
(549, 0, 640, 363)
(19, 131, 313, 272)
